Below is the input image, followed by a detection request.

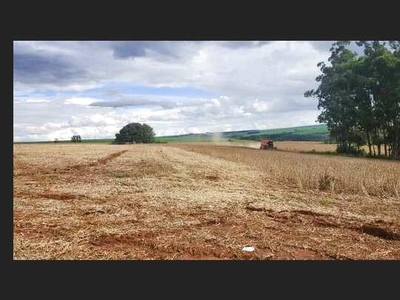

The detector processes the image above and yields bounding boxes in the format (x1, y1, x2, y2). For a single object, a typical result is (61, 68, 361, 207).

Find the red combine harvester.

(259, 139, 277, 150)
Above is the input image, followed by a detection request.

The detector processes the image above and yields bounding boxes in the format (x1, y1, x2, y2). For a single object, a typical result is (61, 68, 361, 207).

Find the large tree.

(356, 41, 400, 156)
(114, 123, 155, 144)
(305, 41, 364, 154)
(305, 41, 400, 157)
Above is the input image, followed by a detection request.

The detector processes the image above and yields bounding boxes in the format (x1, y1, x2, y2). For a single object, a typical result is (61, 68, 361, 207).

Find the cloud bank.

(14, 40, 337, 141)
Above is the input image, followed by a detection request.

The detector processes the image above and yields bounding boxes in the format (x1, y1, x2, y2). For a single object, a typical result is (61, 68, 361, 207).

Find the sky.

(13, 40, 361, 142)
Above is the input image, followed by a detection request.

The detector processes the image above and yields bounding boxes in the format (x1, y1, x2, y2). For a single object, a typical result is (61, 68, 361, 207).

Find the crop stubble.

(13, 143, 400, 259)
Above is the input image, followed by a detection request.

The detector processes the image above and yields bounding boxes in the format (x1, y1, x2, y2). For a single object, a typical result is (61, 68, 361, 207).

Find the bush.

(336, 144, 365, 156)
(71, 135, 82, 142)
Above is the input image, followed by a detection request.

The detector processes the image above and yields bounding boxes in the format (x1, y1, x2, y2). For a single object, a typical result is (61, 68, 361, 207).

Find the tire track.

(61, 150, 128, 173)
(14, 150, 129, 177)
(245, 206, 400, 241)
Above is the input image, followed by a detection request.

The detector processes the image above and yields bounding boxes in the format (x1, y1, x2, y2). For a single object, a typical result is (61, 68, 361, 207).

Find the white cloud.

(64, 97, 100, 106)
(13, 41, 334, 141)
(25, 99, 51, 103)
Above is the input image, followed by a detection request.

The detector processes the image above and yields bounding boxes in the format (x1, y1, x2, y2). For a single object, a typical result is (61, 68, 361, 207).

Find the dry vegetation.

(187, 141, 337, 152)
(274, 141, 336, 152)
(13, 143, 400, 260)
(176, 144, 400, 197)
(210, 140, 385, 155)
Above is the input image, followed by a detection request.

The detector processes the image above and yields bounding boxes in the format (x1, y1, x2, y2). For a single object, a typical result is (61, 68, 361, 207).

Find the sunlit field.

(14, 143, 400, 260)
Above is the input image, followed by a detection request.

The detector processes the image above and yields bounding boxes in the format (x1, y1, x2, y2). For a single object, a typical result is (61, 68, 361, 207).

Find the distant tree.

(115, 123, 155, 144)
(71, 135, 82, 142)
(54, 138, 59, 143)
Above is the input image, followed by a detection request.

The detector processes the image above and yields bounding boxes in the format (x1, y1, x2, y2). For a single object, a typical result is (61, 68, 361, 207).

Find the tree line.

(305, 41, 400, 157)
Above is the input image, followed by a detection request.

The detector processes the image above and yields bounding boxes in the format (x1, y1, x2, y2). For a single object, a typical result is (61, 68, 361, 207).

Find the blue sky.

(13, 40, 363, 141)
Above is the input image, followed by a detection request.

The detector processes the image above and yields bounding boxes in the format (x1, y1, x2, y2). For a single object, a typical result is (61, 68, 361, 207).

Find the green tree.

(389, 41, 400, 156)
(305, 41, 365, 154)
(306, 40, 400, 158)
(115, 123, 155, 144)
(71, 135, 82, 142)
(357, 41, 400, 156)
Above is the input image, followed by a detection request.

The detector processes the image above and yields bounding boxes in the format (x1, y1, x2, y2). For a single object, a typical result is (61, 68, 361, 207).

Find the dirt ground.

(13, 143, 400, 260)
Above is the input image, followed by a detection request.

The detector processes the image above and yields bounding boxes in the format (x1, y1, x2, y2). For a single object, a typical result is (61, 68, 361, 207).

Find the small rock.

(242, 246, 255, 252)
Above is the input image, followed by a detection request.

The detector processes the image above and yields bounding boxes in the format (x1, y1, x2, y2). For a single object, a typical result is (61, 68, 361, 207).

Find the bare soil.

(13, 143, 400, 260)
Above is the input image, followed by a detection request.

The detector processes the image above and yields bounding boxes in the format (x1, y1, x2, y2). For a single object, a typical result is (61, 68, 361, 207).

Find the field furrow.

(13, 143, 400, 260)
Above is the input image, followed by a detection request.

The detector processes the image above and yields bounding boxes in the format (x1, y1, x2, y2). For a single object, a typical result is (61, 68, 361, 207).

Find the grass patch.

(109, 171, 131, 178)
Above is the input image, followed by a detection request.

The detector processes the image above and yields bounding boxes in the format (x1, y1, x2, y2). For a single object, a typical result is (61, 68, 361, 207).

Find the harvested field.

(274, 141, 336, 152)
(13, 143, 400, 260)
(201, 140, 383, 154)
(185, 141, 337, 152)
(176, 144, 400, 196)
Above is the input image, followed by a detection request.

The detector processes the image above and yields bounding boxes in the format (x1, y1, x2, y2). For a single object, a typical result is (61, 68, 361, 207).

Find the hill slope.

(14, 124, 329, 144)
(155, 124, 329, 143)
